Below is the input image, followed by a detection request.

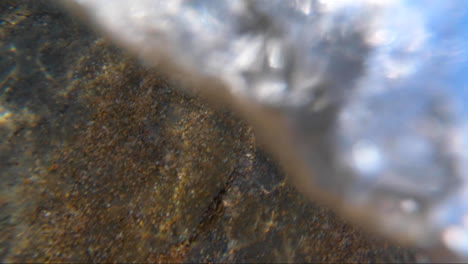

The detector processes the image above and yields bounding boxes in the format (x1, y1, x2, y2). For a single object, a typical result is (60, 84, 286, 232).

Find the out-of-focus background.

(0, 0, 429, 262)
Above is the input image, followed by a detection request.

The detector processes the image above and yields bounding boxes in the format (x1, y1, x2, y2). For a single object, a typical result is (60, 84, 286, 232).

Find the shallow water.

(59, 0, 468, 261)
(0, 0, 433, 262)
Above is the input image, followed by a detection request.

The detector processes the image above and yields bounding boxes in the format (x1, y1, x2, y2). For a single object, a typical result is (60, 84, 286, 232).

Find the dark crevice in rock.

(187, 167, 238, 245)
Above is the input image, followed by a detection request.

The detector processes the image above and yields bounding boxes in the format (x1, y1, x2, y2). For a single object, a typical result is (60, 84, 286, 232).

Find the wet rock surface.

(0, 0, 427, 262)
